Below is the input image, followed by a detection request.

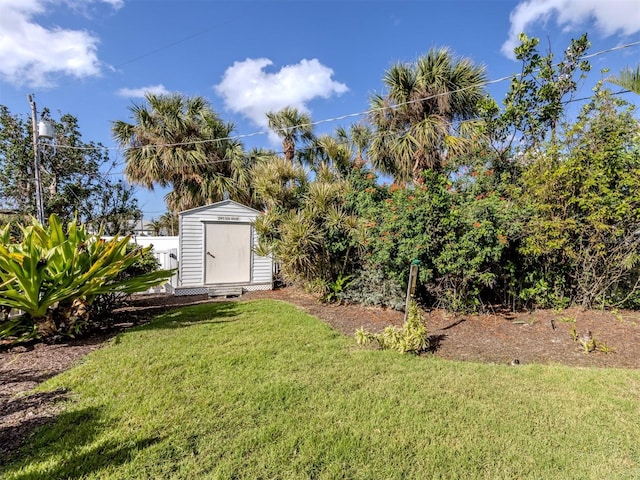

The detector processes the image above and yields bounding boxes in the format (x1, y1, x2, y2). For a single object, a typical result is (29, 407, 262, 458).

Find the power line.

(580, 40, 640, 59)
(40, 39, 640, 157)
(79, 86, 634, 178)
(112, 12, 253, 69)
(54, 85, 632, 177)
(42, 87, 633, 215)
(50, 71, 517, 153)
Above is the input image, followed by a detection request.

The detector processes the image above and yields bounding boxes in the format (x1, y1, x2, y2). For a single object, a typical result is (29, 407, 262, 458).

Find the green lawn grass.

(3, 299, 639, 479)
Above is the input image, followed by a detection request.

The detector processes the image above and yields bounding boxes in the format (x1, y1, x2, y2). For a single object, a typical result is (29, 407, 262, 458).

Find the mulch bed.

(243, 288, 640, 369)
(2, 287, 639, 461)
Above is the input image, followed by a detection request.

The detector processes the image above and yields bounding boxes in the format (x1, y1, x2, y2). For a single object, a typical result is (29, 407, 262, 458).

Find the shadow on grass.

(0, 388, 69, 462)
(1, 405, 163, 479)
(140, 301, 246, 331)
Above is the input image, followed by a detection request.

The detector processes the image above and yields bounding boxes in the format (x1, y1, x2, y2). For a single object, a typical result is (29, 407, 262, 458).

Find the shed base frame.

(174, 283, 272, 296)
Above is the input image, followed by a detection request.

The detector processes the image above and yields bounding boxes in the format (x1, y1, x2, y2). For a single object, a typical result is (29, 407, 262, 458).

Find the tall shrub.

(519, 86, 640, 308)
(254, 162, 361, 293)
(347, 165, 522, 312)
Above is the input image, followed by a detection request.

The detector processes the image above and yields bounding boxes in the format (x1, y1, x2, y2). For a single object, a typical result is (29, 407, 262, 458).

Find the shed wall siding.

(252, 228, 272, 283)
(179, 218, 204, 286)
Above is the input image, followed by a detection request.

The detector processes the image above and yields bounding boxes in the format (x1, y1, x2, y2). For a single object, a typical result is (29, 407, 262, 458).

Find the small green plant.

(595, 341, 615, 354)
(569, 329, 613, 354)
(611, 309, 624, 323)
(354, 300, 429, 354)
(577, 332, 596, 353)
(323, 274, 353, 303)
(557, 316, 576, 323)
(355, 327, 376, 346)
(569, 326, 579, 342)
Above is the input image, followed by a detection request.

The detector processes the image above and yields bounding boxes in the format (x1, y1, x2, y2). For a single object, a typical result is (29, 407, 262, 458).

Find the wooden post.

(403, 260, 420, 321)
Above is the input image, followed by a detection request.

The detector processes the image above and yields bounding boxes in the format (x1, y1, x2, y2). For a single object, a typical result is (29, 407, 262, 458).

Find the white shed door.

(205, 223, 251, 284)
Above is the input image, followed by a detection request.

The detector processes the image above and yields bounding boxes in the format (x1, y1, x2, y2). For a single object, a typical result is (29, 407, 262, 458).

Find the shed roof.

(178, 199, 262, 216)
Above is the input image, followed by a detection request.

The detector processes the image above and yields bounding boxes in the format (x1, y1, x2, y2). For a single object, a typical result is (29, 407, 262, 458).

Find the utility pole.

(27, 95, 45, 224)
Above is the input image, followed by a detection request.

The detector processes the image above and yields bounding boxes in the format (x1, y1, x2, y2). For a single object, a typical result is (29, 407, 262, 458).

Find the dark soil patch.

(2, 287, 639, 461)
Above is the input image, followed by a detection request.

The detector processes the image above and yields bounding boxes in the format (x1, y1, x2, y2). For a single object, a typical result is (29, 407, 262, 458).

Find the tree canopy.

(112, 93, 255, 213)
(368, 47, 487, 183)
(0, 106, 140, 234)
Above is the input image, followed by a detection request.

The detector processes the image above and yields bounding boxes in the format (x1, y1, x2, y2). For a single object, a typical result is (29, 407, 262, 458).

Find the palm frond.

(607, 66, 640, 95)
(368, 46, 487, 181)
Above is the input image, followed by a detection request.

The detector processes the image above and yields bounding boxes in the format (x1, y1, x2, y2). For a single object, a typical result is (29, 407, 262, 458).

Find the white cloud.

(88, 0, 124, 7)
(0, 0, 122, 87)
(213, 58, 348, 140)
(502, 0, 640, 58)
(116, 84, 170, 98)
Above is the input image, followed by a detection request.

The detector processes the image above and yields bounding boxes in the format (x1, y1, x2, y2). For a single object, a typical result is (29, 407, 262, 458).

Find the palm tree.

(159, 211, 179, 236)
(147, 218, 165, 236)
(301, 134, 352, 176)
(297, 125, 373, 177)
(608, 66, 640, 95)
(252, 161, 358, 286)
(112, 93, 250, 213)
(368, 47, 487, 183)
(266, 107, 315, 164)
(251, 156, 308, 211)
(336, 124, 373, 169)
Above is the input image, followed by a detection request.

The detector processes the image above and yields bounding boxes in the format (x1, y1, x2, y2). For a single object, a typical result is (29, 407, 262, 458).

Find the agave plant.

(0, 214, 173, 340)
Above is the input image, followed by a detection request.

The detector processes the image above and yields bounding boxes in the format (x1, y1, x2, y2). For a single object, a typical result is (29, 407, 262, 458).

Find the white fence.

(106, 236, 179, 294)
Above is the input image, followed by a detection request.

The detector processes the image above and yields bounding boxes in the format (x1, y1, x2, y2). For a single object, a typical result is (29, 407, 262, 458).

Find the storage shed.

(174, 200, 273, 296)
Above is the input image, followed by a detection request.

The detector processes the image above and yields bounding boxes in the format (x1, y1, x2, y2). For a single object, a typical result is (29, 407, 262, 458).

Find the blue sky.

(1, 0, 639, 220)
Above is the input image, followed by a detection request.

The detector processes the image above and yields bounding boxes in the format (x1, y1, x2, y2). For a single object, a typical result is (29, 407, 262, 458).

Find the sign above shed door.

(204, 223, 251, 284)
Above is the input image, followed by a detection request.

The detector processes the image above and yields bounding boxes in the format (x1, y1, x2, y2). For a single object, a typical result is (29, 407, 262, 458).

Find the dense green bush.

(338, 262, 405, 310)
(345, 166, 523, 312)
(518, 87, 640, 309)
(348, 170, 452, 290)
(254, 162, 361, 292)
(253, 90, 640, 314)
(250, 35, 640, 314)
(0, 215, 173, 341)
